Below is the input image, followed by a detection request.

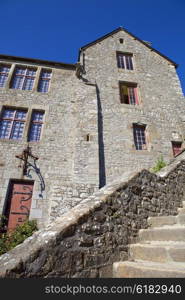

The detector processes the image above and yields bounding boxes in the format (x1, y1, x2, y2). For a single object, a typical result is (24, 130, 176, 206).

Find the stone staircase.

(113, 202, 185, 277)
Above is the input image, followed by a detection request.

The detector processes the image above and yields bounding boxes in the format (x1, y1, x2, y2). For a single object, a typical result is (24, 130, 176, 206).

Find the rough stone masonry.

(0, 155, 185, 278)
(0, 27, 184, 229)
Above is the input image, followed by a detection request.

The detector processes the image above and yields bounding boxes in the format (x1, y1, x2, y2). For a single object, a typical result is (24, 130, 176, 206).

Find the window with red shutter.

(119, 82, 139, 105)
(172, 141, 182, 156)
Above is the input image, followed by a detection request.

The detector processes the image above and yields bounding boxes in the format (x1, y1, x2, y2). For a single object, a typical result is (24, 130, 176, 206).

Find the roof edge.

(0, 54, 76, 70)
(78, 26, 178, 68)
(80, 27, 123, 51)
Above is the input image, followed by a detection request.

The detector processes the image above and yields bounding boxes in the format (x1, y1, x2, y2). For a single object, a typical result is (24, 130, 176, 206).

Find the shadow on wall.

(75, 60, 106, 188)
(96, 84, 106, 188)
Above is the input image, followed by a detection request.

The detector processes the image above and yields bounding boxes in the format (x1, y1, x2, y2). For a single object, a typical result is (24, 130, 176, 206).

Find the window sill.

(27, 141, 41, 144)
(120, 103, 143, 111)
(118, 68, 134, 72)
(0, 138, 24, 144)
(0, 88, 50, 95)
(130, 149, 152, 154)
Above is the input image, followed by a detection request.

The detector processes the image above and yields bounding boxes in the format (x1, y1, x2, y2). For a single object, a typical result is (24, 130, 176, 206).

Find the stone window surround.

(10, 66, 37, 91)
(28, 110, 45, 142)
(0, 62, 52, 93)
(132, 122, 148, 152)
(116, 51, 134, 70)
(37, 69, 52, 93)
(119, 81, 139, 105)
(0, 105, 46, 143)
(0, 107, 27, 140)
(0, 64, 11, 88)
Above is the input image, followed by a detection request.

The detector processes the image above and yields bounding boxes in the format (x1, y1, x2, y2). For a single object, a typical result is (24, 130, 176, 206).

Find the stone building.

(0, 27, 184, 230)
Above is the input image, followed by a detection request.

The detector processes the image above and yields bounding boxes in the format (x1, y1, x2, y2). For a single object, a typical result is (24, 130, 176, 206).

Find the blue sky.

(0, 0, 185, 94)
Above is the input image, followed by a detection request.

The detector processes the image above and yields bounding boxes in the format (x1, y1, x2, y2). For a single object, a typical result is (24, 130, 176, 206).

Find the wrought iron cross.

(15, 145, 45, 196)
(15, 145, 38, 175)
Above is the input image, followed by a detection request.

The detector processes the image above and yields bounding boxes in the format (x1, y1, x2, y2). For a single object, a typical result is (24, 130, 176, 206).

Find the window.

(10, 66, 36, 90)
(0, 108, 27, 140)
(86, 134, 90, 141)
(38, 69, 51, 93)
(119, 82, 138, 105)
(172, 141, 182, 156)
(133, 124, 147, 150)
(28, 111, 44, 142)
(0, 65, 10, 88)
(0, 64, 52, 92)
(117, 52, 133, 70)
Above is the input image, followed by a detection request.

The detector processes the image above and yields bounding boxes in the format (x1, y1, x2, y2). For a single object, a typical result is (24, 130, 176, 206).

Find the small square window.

(172, 141, 182, 156)
(85, 134, 90, 141)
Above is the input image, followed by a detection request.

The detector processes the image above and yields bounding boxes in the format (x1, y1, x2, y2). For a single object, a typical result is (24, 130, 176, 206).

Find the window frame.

(28, 110, 45, 142)
(0, 107, 27, 140)
(0, 64, 11, 88)
(133, 124, 147, 150)
(10, 66, 37, 91)
(119, 81, 139, 105)
(37, 69, 52, 93)
(116, 52, 134, 70)
(171, 141, 182, 157)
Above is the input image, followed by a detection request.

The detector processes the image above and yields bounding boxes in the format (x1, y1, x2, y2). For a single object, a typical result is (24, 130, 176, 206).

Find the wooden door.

(6, 181, 33, 232)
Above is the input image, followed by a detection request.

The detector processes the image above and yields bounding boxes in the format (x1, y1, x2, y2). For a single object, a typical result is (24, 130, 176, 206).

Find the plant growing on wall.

(0, 219, 37, 256)
(150, 156, 167, 173)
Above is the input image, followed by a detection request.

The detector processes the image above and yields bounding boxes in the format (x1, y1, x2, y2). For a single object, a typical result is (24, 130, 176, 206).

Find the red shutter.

(134, 87, 139, 105)
(172, 142, 182, 156)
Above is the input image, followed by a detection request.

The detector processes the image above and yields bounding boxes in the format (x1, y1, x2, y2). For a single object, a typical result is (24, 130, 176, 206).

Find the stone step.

(129, 242, 185, 263)
(147, 216, 177, 227)
(139, 226, 185, 242)
(148, 214, 185, 227)
(113, 261, 185, 278)
(178, 214, 185, 224)
(178, 207, 185, 215)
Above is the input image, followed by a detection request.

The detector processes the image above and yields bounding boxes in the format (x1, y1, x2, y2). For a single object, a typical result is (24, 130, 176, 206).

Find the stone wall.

(0, 157, 185, 278)
(79, 29, 185, 184)
(0, 58, 99, 228)
(0, 27, 185, 228)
